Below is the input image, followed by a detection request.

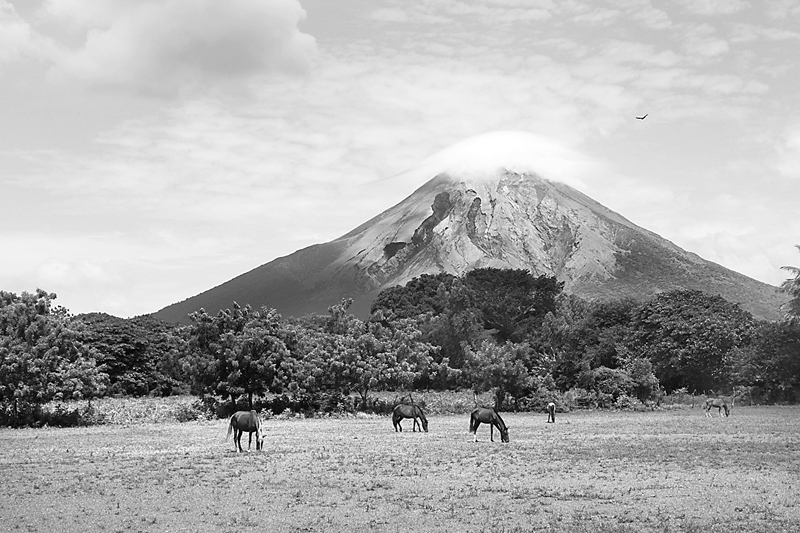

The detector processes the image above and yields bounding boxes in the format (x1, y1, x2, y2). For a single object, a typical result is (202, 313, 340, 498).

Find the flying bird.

(636, 113, 648, 120)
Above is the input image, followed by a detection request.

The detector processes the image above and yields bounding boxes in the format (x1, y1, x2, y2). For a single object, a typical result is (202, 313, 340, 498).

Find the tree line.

(1, 262, 799, 426)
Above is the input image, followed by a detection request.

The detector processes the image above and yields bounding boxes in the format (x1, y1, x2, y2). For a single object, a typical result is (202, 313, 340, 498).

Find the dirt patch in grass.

(1, 407, 798, 532)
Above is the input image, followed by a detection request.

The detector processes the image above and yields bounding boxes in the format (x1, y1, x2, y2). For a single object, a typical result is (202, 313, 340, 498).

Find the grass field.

(1, 406, 799, 532)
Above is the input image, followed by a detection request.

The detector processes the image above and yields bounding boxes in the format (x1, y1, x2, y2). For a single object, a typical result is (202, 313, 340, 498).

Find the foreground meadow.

(1, 407, 799, 533)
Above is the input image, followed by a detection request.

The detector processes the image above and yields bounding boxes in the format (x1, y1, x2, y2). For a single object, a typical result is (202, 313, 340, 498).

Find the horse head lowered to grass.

(704, 397, 733, 418)
(469, 407, 509, 443)
(226, 410, 264, 452)
(392, 403, 428, 432)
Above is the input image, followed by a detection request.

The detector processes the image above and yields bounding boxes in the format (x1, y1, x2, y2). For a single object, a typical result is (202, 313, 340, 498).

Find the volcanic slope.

(154, 166, 784, 323)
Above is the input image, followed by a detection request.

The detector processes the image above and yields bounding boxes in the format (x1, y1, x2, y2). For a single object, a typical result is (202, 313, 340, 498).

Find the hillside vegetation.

(2, 269, 799, 426)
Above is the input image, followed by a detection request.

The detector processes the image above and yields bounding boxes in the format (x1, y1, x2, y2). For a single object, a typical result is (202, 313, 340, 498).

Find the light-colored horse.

(546, 402, 556, 423)
(704, 397, 731, 418)
(469, 407, 509, 443)
(226, 410, 264, 452)
(392, 404, 429, 432)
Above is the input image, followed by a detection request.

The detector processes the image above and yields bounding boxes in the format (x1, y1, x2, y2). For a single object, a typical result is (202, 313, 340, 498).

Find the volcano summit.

(154, 132, 784, 323)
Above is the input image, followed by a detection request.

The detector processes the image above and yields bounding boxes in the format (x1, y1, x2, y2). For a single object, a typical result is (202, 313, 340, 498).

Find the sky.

(1, 0, 799, 318)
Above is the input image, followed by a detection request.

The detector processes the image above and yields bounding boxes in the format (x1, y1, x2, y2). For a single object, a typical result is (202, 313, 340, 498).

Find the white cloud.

(0, 1, 31, 62)
(572, 8, 622, 26)
(604, 0, 672, 29)
(42, 0, 316, 95)
(412, 131, 597, 189)
(679, 0, 749, 16)
(0, 1, 58, 63)
(766, 0, 800, 20)
(368, 8, 409, 23)
(776, 124, 800, 179)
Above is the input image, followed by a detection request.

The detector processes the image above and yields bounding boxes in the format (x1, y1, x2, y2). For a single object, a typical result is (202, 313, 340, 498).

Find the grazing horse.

(392, 403, 428, 432)
(704, 398, 730, 418)
(469, 407, 509, 443)
(547, 402, 556, 423)
(226, 410, 264, 452)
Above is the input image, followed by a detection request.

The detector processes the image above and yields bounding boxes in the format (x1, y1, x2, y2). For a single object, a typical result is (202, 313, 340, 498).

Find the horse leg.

(248, 431, 253, 450)
(473, 420, 479, 442)
(234, 428, 242, 453)
(413, 417, 419, 432)
(490, 424, 494, 442)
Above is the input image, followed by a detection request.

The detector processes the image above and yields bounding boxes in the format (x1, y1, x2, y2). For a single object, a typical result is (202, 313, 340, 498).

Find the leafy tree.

(183, 303, 293, 409)
(231, 308, 296, 408)
(465, 269, 563, 343)
(780, 244, 800, 321)
(625, 290, 755, 392)
(623, 357, 660, 402)
(729, 320, 800, 402)
(569, 299, 636, 369)
(550, 298, 634, 390)
(577, 366, 635, 404)
(371, 273, 458, 318)
(424, 279, 486, 368)
(0, 290, 108, 424)
(74, 313, 183, 396)
(464, 340, 535, 410)
(298, 300, 437, 409)
(533, 294, 589, 355)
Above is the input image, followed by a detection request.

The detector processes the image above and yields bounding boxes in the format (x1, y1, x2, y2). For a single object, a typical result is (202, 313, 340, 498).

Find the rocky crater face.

(346, 170, 627, 292)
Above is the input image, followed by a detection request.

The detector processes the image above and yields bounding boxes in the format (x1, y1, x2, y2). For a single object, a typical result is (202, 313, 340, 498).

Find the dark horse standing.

(547, 402, 556, 423)
(469, 407, 509, 443)
(392, 404, 428, 432)
(705, 397, 731, 418)
(226, 410, 264, 452)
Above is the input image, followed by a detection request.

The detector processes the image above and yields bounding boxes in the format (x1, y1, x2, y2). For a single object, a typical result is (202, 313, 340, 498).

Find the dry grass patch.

(1, 407, 798, 532)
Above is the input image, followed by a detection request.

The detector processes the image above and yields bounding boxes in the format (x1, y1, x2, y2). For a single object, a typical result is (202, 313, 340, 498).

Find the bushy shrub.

(172, 402, 204, 422)
(20, 402, 107, 427)
(320, 392, 353, 413)
(362, 396, 395, 415)
(613, 393, 645, 411)
(191, 395, 224, 419)
(564, 388, 596, 409)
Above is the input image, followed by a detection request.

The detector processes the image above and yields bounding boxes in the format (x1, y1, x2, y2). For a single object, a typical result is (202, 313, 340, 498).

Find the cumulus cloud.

(0, 1, 57, 63)
(42, 0, 316, 95)
(0, 1, 31, 62)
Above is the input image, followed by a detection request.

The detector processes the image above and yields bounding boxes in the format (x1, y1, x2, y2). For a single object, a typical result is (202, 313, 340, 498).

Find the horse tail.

(469, 412, 476, 434)
(226, 417, 233, 441)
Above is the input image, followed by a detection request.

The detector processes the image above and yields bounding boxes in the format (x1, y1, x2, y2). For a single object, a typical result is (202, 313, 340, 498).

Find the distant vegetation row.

(2, 264, 799, 427)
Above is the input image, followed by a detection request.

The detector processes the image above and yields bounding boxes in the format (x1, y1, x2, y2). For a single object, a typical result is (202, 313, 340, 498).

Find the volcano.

(154, 132, 785, 323)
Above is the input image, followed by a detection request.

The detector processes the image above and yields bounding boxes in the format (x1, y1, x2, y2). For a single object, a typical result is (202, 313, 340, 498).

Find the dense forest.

(2, 264, 799, 426)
